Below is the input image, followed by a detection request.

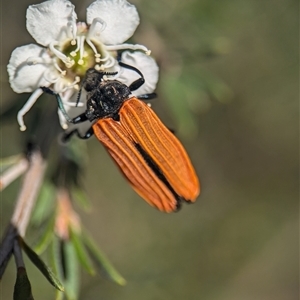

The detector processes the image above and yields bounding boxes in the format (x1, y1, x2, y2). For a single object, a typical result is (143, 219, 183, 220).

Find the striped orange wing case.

(92, 97, 200, 212)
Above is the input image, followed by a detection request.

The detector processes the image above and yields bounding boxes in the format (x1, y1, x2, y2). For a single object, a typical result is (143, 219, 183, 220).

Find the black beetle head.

(82, 69, 131, 122)
(82, 68, 105, 92)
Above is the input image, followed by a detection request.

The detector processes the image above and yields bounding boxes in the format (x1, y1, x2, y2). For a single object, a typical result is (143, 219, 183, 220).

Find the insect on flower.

(7, 0, 158, 131)
(41, 63, 200, 213)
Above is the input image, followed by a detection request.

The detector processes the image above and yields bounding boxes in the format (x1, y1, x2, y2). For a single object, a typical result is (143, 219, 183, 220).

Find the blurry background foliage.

(0, 0, 298, 299)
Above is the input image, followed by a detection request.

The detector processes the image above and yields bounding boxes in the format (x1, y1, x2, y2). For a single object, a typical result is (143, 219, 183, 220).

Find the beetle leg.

(137, 93, 157, 100)
(62, 126, 94, 142)
(41, 86, 80, 124)
(71, 113, 88, 124)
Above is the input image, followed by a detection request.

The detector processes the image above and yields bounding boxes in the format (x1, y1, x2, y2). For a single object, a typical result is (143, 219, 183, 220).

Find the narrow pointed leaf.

(63, 240, 79, 300)
(33, 216, 55, 255)
(83, 231, 126, 286)
(50, 237, 65, 300)
(71, 188, 91, 212)
(19, 237, 64, 291)
(13, 267, 34, 300)
(55, 289, 64, 300)
(50, 236, 63, 281)
(69, 228, 95, 275)
(31, 182, 55, 226)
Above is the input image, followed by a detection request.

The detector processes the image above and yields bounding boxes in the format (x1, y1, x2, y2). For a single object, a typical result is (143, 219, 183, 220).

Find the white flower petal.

(86, 0, 139, 45)
(118, 51, 159, 95)
(7, 44, 52, 93)
(26, 0, 77, 46)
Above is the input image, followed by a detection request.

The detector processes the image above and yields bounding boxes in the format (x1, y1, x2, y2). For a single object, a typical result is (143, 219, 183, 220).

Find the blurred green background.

(1, 0, 298, 299)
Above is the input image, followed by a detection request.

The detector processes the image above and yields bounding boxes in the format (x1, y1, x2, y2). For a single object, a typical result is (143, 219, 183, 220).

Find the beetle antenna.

(118, 61, 144, 79)
(75, 87, 82, 107)
(116, 51, 144, 79)
(103, 72, 118, 76)
(117, 61, 145, 91)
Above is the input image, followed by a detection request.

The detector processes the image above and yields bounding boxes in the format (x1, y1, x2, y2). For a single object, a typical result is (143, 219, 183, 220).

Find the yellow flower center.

(60, 38, 106, 78)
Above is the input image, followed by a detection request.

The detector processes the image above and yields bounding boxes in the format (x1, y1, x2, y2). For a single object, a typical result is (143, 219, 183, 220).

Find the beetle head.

(83, 69, 131, 121)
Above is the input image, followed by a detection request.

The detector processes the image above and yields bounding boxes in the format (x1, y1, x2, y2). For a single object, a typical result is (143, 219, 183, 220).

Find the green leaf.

(31, 182, 55, 227)
(51, 237, 80, 300)
(71, 188, 91, 212)
(63, 240, 80, 300)
(20, 237, 64, 292)
(13, 267, 34, 300)
(55, 290, 64, 300)
(83, 231, 126, 286)
(69, 228, 95, 276)
(33, 216, 55, 255)
(50, 236, 63, 282)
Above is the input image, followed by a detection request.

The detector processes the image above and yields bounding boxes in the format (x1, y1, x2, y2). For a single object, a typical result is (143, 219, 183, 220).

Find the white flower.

(7, 0, 159, 131)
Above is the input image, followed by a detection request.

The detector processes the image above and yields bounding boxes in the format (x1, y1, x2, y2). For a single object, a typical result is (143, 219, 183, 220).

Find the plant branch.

(0, 157, 29, 191)
(11, 148, 47, 237)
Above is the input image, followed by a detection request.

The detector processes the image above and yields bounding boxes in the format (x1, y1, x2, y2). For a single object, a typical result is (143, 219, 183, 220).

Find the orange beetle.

(42, 64, 200, 212)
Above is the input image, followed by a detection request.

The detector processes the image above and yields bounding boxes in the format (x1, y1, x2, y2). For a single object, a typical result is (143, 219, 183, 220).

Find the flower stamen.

(26, 56, 52, 65)
(88, 18, 107, 38)
(105, 43, 151, 55)
(67, 20, 77, 43)
(53, 62, 66, 76)
(86, 18, 108, 63)
(78, 36, 85, 65)
(70, 36, 81, 57)
(17, 88, 44, 131)
(86, 38, 101, 63)
(49, 41, 74, 68)
(61, 76, 80, 92)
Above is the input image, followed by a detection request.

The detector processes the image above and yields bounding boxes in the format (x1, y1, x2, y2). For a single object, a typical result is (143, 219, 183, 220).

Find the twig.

(0, 225, 17, 277)
(13, 238, 25, 268)
(11, 149, 47, 237)
(0, 157, 29, 191)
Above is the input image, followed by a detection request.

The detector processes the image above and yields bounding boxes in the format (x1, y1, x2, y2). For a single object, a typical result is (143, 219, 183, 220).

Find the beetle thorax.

(85, 80, 131, 122)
